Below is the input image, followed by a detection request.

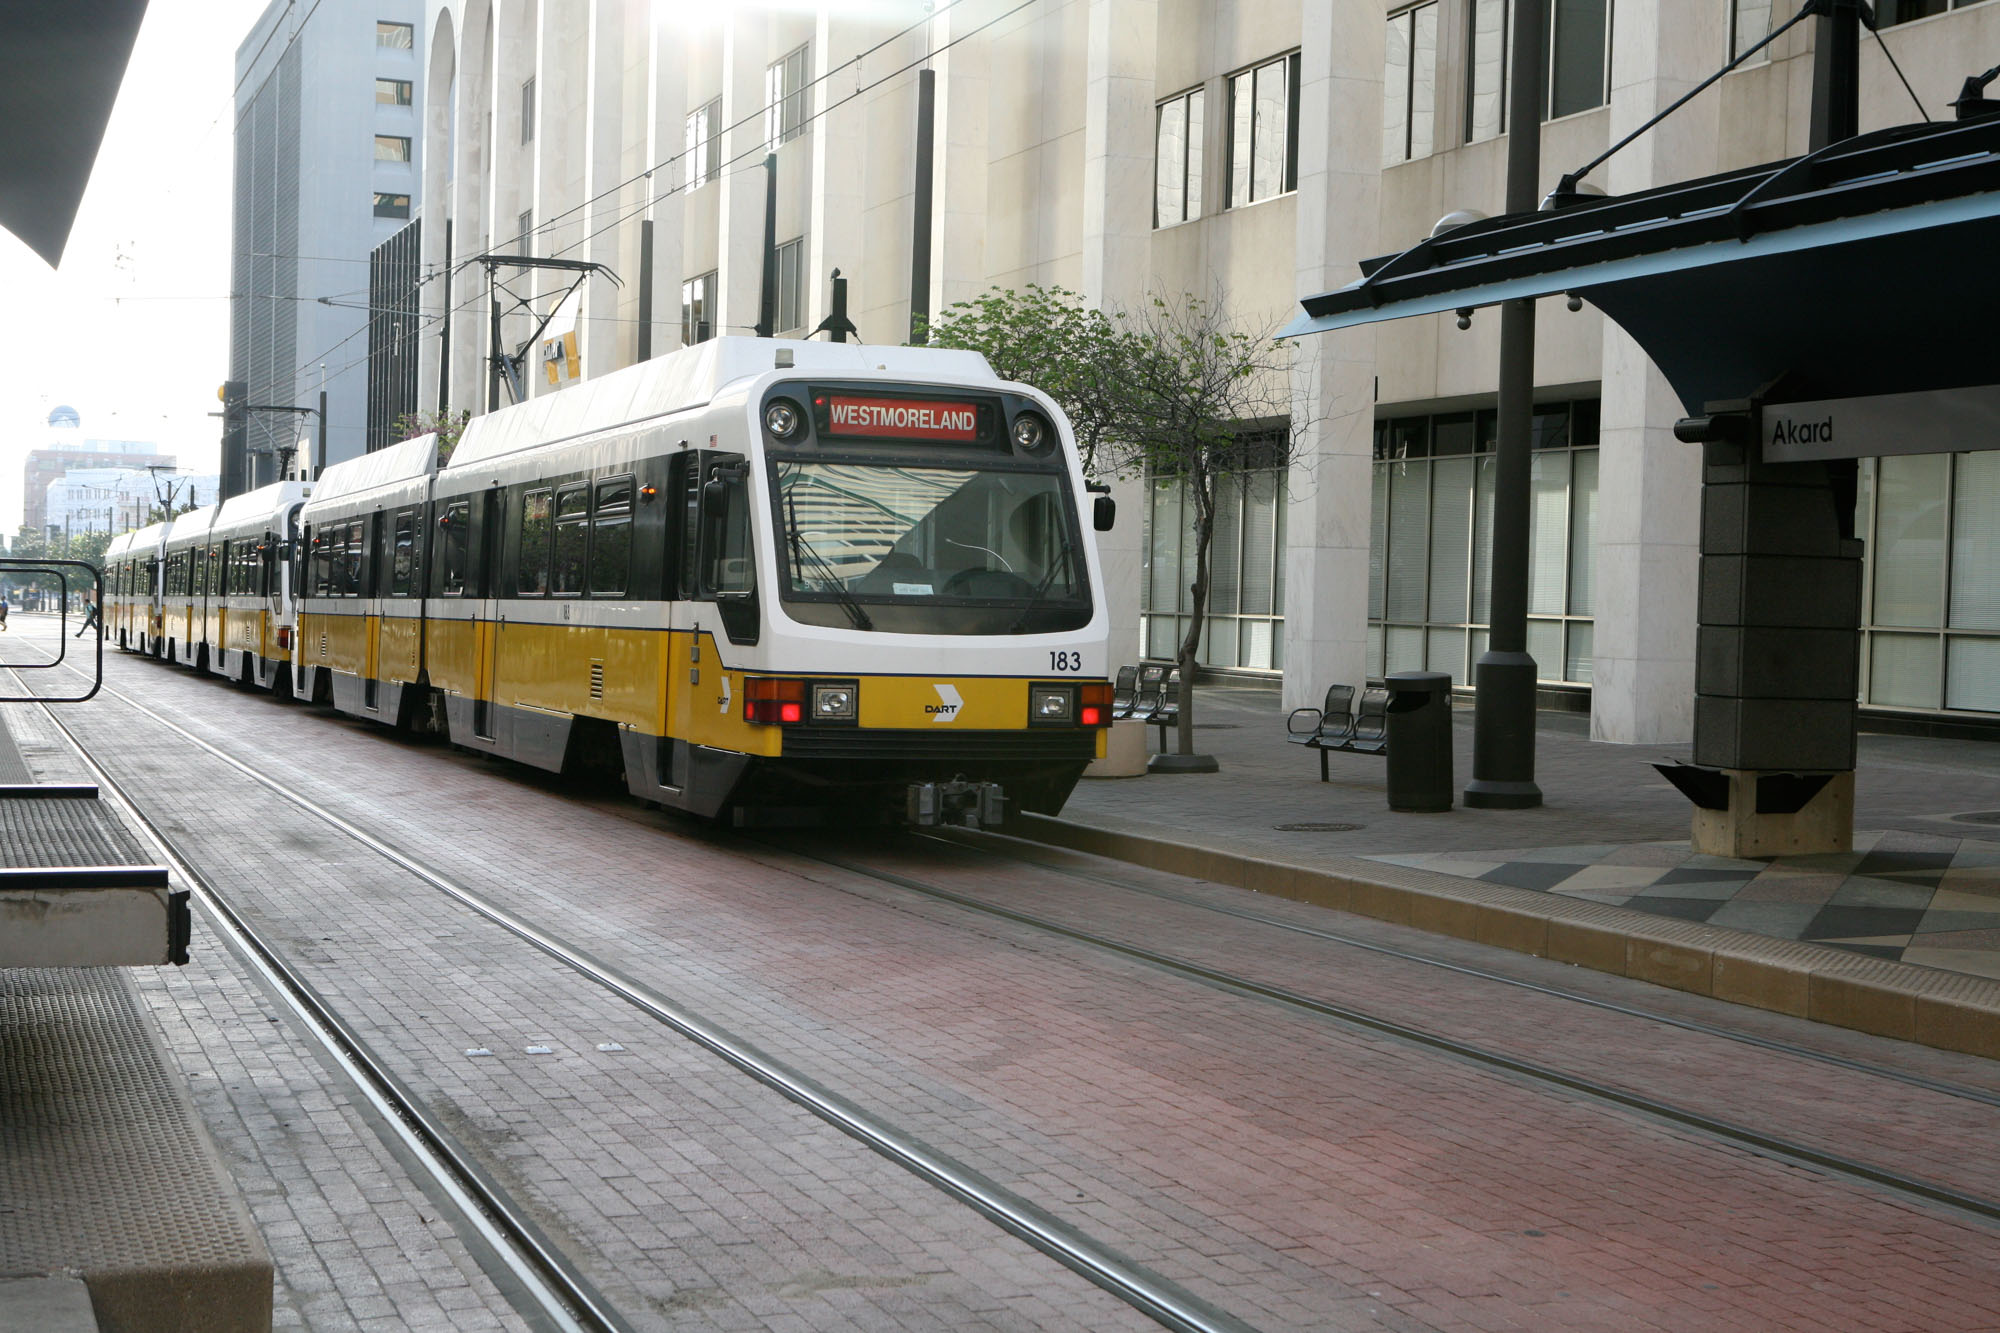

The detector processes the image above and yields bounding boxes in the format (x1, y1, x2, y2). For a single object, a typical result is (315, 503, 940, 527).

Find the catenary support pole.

(1466, 0, 1547, 809)
(756, 154, 778, 338)
(910, 67, 936, 344)
(638, 219, 654, 362)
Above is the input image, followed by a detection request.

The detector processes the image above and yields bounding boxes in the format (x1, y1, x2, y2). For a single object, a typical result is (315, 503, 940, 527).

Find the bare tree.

(1114, 294, 1313, 762)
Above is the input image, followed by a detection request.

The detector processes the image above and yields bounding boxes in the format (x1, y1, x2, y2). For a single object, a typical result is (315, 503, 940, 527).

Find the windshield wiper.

(785, 490, 873, 631)
(1008, 544, 1075, 634)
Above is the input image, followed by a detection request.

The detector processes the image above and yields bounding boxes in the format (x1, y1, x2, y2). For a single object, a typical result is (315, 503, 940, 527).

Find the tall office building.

(228, 0, 424, 499)
(410, 0, 2000, 736)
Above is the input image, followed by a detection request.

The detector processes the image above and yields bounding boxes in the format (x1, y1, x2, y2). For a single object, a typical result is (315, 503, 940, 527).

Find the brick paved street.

(15, 626, 2000, 1331)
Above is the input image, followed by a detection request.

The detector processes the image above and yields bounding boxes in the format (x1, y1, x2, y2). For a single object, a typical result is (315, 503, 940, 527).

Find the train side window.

(439, 500, 472, 595)
(518, 488, 553, 596)
(590, 475, 633, 597)
(391, 508, 415, 597)
(551, 483, 589, 596)
(337, 519, 360, 596)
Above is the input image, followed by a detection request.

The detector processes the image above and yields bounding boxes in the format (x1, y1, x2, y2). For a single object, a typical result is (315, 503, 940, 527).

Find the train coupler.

(906, 779, 1006, 829)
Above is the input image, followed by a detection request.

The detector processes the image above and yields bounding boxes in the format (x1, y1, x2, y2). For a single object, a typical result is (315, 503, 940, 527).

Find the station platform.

(0, 701, 272, 1333)
(1043, 683, 2000, 1059)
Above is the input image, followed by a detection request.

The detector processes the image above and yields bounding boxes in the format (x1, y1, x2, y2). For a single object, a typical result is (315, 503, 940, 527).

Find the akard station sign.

(1761, 384, 2000, 464)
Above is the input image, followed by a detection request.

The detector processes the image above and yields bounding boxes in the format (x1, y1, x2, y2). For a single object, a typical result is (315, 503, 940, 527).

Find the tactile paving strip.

(0, 969, 270, 1330)
(0, 799, 147, 869)
(0, 714, 31, 785)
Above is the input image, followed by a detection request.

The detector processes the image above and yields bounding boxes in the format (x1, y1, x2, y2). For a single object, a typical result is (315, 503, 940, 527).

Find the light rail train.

(106, 338, 1116, 826)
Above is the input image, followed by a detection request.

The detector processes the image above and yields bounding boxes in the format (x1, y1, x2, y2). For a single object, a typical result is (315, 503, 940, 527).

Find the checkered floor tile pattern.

(1369, 829, 2000, 981)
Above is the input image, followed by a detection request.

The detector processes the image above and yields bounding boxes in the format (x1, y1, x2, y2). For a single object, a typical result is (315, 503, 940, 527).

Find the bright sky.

(0, 0, 272, 534)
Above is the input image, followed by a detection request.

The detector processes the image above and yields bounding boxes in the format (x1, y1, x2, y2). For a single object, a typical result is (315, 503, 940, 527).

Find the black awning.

(0, 0, 152, 267)
(1284, 117, 2000, 413)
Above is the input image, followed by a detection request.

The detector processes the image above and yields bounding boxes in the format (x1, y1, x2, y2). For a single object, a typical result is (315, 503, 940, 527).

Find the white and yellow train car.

(159, 504, 219, 671)
(428, 337, 1115, 823)
(105, 522, 167, 653)
(206, 480, 313, 690)
(294, 436, 436, 722)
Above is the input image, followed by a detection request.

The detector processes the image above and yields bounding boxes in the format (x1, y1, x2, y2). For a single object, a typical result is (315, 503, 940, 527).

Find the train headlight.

(765, 398, 805, 440)
(1030, 686, 1073, 722)
(812, 683, 856, 721)
(1010, 412, 1051, 453)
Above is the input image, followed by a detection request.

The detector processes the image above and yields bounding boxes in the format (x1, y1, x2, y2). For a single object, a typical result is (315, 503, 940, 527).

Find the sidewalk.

(1033, 684, 2000, 1052)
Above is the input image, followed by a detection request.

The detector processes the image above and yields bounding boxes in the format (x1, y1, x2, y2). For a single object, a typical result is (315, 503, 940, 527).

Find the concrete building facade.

(409, 0, 2000, 737)
(229, 0, 426, 497)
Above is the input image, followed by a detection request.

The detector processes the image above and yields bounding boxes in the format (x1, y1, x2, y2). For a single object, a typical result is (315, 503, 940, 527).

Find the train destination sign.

(1761, 384, 2000, 464)
(820, 395, 980, 442)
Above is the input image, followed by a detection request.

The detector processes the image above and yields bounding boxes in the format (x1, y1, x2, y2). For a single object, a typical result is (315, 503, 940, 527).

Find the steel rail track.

(29, 642, 1256, 1333)
(785, 842, 2000, 1231)
(3, 657, 623, 1333)
(922, 828, 2000, 1111)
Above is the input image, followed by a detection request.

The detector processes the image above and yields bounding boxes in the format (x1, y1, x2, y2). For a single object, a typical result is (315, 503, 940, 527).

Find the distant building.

(24, 407, 175, 535)
(227, 0, 423, 498)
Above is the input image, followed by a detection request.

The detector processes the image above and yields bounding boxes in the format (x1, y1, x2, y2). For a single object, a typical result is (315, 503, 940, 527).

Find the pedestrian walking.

(0, 596, 10, 630)
(76, 588, 100, 637)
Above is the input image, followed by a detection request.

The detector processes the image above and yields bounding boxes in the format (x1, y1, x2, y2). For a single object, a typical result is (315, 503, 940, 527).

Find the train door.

(216, 541, 233, 673)
(364, 511, 387, 711)
(473, 486, 503, 739)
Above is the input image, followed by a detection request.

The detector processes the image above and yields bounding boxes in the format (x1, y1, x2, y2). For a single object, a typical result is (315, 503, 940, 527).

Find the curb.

(1009, 812, 2000, 1062)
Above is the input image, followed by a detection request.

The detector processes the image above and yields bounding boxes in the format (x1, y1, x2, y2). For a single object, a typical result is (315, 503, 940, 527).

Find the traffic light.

(219, 380, 247, 432)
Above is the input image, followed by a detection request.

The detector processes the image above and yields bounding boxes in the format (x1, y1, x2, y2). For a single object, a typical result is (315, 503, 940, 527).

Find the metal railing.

(0, 558, 103, 702)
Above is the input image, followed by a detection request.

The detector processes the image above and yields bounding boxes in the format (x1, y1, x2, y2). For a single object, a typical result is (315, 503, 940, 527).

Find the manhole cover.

(1953, 811, 2000, 825)
(1272, 822, 1364, 832)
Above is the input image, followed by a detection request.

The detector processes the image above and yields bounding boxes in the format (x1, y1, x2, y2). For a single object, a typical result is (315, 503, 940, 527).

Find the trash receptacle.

(1384, 671, 1453, 812)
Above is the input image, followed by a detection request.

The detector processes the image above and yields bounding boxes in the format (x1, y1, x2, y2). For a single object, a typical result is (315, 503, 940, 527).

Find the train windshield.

(771, 459, 1090, 635)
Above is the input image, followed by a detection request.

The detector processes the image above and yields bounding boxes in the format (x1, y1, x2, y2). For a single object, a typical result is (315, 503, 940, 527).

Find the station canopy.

(1283, 115, 2000, 417)
(0, 0, 151, 267)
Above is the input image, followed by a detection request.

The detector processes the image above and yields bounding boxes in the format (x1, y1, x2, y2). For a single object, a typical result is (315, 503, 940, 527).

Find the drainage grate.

(1953, 811, 2000, 825)
(1272, 822, 1363, 832)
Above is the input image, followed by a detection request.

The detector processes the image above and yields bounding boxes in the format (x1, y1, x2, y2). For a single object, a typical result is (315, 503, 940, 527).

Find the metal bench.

(1287, 683, 1357, 781)
(1109, 664, 1139, 720)
(1284, 683, 1389, 775)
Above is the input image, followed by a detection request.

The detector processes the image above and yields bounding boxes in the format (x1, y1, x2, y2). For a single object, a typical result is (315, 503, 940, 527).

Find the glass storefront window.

(1862, 451, 2000, 717)
(1369, 399, 1598, 686)
(1139, 463, 1287, 670)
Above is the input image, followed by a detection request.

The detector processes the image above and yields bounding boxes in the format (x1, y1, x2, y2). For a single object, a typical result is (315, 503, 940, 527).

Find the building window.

(374, 134, 411, 162)
(765, 44, 809, 149)
(1384, 3, 1440, 165)
(776, 237, 804, 332)
(1858, 449, 2000, 716)
(682, 270, 716, 346)
(1730, 1, 1774, 58)
(1463, 0, 1613, 142)
(373, 192, 411, 219)
(1140, 435, 1289, 672)
(521, 77, 535, 143)
(1226, 53, 1299, 209)
(1367, 400, 1599, 687)
(685, 98, 720, 187)
(376, 78, 412, 107)
(1154, 87, 1205, 228)
(376, 21, 413, 48)
(1878, 0, 1982, 24)
(517, 210, 533, 256)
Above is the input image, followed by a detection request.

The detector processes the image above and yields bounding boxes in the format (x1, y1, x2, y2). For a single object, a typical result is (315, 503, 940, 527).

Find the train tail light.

(744, 676, 807, 724)
(1079, 681, 1113, 727)
(277, 626, 292, 651)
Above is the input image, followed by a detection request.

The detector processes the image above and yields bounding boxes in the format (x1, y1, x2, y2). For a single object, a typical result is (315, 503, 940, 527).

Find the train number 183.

(1048, 650, 1082, 672)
